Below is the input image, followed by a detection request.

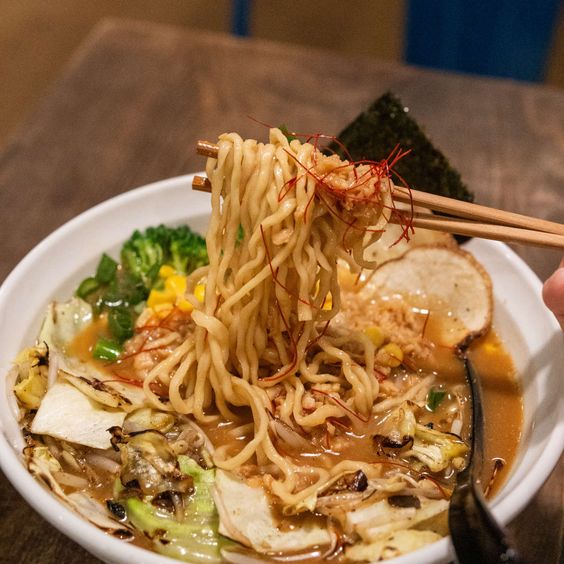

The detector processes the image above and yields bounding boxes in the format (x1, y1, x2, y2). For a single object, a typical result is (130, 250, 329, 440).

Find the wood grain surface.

(0, 18, 562, 564)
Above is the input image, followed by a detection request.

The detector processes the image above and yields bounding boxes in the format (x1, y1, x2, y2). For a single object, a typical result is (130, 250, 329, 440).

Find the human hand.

(542, 258, 564, 330)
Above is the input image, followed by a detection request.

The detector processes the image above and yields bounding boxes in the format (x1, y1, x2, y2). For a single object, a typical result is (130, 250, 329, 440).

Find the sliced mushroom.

(113, 429, 192, 496)
(368, 246, 493, 347)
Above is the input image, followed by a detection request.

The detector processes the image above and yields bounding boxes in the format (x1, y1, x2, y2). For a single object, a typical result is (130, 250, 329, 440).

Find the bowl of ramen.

(0, 130, 562, 564)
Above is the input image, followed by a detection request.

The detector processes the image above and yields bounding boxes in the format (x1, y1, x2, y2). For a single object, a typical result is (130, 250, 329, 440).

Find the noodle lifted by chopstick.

(144, 128, 395, 506)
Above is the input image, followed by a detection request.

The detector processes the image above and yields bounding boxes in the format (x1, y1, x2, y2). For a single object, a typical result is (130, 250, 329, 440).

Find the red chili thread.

(278, 176, 298, 202)
(107, 372, 144, 388)
(259, 295, 299, 383)
(279, 141, 414, 247)
(311, 388, 369, 423)
(305, 319, 331, 352)
(421, 310, 431, 339)
(260, 224, 320, 310)
(374, 368, 389, 382)
(324, 428, 332, 450)
(326, 416, 352, 432)
(116, 344, 169, 362)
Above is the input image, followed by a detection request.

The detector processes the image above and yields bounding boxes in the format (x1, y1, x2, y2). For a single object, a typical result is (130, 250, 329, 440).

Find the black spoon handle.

(449, 469, 522, 563)
(448, 359, 522, 563)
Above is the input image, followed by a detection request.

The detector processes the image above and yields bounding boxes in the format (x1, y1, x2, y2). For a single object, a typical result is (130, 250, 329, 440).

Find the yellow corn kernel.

(379, 343, 404, 367)
(165, 274, 187, 296)
(147, 288, 175, 309)
(176, 297, 194, 313)
(364, 325, 386, 348)
(154, 303, 174, 317)
(159, 264, 176, 279)
(194, 283, 206, 303)
(337, 267, 358, 291)
(314, 280, 332, 310)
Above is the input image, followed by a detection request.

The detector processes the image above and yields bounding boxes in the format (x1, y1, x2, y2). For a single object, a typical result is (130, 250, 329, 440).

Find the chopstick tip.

(192, 175, 211, 193)
(197, 140, 219, 158)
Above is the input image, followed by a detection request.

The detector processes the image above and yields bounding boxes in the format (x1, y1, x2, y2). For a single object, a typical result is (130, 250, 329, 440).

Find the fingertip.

(543, 267, 564, 327)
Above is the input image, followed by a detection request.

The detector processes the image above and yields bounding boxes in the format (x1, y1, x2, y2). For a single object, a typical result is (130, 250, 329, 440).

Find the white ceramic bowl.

(1, 174, 562, 564)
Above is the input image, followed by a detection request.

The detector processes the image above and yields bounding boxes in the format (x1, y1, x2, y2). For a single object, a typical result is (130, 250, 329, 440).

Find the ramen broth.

(61, 262, 524, 559)
(67, 296, 522, 500)
(197, 331, 522, 498)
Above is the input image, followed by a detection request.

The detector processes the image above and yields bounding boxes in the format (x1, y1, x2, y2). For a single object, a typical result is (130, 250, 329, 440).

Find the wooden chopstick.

(192, 175, 211, 191)
(388, 215, 564, 250)
(392, 187, 564, 236)
(194, 141, 564, 250)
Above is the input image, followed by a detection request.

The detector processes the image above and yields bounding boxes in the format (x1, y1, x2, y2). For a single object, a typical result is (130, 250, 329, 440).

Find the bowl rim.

(1, 174, 562, 564)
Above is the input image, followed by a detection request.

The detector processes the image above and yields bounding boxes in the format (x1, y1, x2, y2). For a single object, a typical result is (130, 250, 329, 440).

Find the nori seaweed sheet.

(328, 92, 474, 203)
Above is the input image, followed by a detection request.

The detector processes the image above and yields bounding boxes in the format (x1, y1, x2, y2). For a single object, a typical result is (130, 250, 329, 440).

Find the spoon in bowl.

(448, 357, 521, 563)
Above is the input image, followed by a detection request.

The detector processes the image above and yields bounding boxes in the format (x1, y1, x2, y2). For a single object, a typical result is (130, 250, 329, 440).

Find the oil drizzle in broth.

(468, 331, 522, 495)
(66, 314, 110, 370)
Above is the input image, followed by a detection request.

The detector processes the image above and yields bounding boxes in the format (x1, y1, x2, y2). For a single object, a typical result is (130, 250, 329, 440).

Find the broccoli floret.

(120, 230, 164, 289)
(120, 224, 208, 287)
(168, 225, 209, 275)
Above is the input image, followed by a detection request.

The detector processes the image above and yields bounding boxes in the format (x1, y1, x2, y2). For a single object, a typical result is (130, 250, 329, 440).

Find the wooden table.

(0, 18, 562, 563)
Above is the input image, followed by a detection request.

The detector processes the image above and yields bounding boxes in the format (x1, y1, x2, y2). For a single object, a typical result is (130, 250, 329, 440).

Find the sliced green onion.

(279, 124, 297, 142)
(95, 253, 118, 284)
(76, 277, 100, 299)
(426, 389, 447, 412)
(108, 307, 134, 342)
(236, 224, 245, 244)
(121, 272, 149, 305)
(92, 338, 122, 361)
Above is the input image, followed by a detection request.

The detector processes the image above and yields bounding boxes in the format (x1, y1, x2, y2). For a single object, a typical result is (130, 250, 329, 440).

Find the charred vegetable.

(121, 456, 225, 563)
(25, 444, 130, 535)
(12, 344, 49, 410)
(214, 469, 332, 554)
(111, 429, 192, 496)
(371, 402, 468, 472)
(408, 424, 468, 472)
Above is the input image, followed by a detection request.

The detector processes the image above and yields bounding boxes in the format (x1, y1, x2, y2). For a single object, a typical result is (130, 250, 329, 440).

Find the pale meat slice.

(368, 246, 492, 347)
(214, 470, 332, 554)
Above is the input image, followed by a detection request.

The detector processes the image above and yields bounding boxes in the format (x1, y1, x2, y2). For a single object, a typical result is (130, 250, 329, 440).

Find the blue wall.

(406, 0, 561, 81)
